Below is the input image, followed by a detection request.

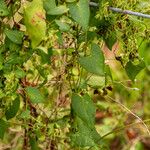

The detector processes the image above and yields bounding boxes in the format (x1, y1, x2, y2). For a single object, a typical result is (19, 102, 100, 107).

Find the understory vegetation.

(0, 0, 150, 149)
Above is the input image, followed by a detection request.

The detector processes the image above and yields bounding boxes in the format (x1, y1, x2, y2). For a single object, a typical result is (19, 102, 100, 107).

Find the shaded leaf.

(5, 97, 20, 120)
(30, 136, 40, 150)
(24, 0, 46, 48)
(36, 47, 52, 64)
(6, 53, 23, 65)
(56, 31, 63, 45)
(68, 0, 90, 30)
(26, 86, 45, 103)
(79, 43, 105, 76)
(0, 119, 8, 139)
(125, 61, 145, 81)
(0, 53, 4, 70)
(104, 32, 117, 50)
(5, 29, 24, 44)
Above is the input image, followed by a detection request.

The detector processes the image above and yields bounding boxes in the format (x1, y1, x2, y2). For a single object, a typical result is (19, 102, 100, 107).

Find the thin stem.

(89, 2, 150, 19)
(106, 95, 150, 135)
(101, 119, 150, 139)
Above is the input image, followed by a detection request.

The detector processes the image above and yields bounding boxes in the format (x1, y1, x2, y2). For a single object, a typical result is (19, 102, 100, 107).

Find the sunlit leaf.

(68, 0, 90, 30)
(87, 75, 105, 88)
(79, 43, 105, 76)
(24, 0, 46, 48)
(0, 0, 9, 16)
(26, 86, 45, 103)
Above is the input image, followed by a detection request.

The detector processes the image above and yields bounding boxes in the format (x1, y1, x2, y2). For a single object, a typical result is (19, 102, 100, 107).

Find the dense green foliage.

(0, 0, 150, 149)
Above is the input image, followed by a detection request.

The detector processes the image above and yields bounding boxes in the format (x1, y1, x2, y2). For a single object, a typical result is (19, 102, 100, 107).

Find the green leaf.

(104, 32, 117, 50)
(71, 117, 101, 147)
(0, 119, 8, 139)
(0, 0, 9, 16)
(43, 0, 56, 12)
(29, 136, 40, 150)
(87, 75, 105, 88)
(18, 109, 30, 119)
(66, 0, 76, 2)
(44, 0, 68, 15)
(5, 29, 24, 44)
(14, 68, 26, 78)
(71, 93, 95, 128)
(79, 43, 105, 76)
(138, 39, 150, 67)
(125, 61, 146, 81)
(55, 20, 70, 31)
(36, 47, 52, 64)
(0, 53, 4, 70)
(26, 86, 45, 103)
(68, 0, 90, 30)
(5, 97, 20, 120)
(24, 0, 46, 48)
(56, 31, 63, 45)
(47, 5, 68, 15)
(6, 53, 23, 65)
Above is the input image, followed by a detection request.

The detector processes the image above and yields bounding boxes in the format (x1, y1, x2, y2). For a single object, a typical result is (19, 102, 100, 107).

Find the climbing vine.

(0, 0, 150, 149)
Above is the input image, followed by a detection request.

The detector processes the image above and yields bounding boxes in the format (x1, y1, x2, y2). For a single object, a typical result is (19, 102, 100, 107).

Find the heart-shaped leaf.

(79, 43, 105, 76)
(125, 61, 145, 81)
(68, 0, 90, 30)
